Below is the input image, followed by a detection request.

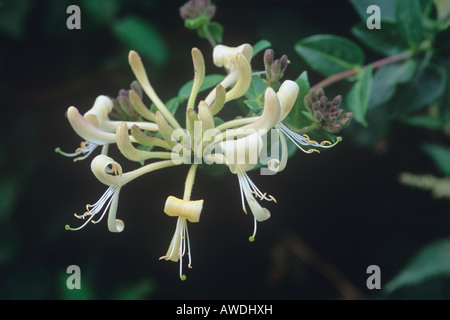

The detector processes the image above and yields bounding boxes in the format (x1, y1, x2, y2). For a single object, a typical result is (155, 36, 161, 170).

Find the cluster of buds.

(304, 88, 353, 134)
(110, 81, 144, 122)
(263, 49, 288, 86)
(179, 0, 216, 27)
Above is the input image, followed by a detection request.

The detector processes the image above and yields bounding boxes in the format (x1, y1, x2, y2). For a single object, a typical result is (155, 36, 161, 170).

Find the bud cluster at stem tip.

(304, 88, 353, 134)
(180, 0, 216, 21)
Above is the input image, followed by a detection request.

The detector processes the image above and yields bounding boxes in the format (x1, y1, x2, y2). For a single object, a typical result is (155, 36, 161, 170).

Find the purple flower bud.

(332, 95, 342, 107)
(180, 0, 216, 20)
(279, 55, 288, 73)
(313, 111, 323, 123)
(118, 89, 129, 97)
(312, 101, 322, 112)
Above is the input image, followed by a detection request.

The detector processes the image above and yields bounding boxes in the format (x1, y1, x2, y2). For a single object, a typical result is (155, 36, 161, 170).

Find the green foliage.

(396, 0, 425, 51)
(252, 39, 272, 58)
(197, 22, 223, 44)
(384, 238, 450, 295)
(294, 35, 364, 77)
(113, 16, 168, 66)
(387, 64, 447, 116)
(350, 0, 397, 23)
(0, 0, 33, 39)
(345, 66, 373, 126)
(422, 144, 450, 176)
(178, 74, 225, 99)
(351, 22, 408, 56)
(284, 71, 311, 129)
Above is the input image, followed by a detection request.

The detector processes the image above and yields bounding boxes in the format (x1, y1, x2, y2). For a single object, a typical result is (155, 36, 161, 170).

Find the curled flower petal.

(213, 43, 253, 69)
(67, 106, 117, 145)
(164, 196, 203, 223)
(277, 80, 299, 121)
(83, 95, 114, 127)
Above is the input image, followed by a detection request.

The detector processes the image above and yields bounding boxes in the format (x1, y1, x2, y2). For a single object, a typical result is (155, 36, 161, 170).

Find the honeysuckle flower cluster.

(57, 42, 345, 280)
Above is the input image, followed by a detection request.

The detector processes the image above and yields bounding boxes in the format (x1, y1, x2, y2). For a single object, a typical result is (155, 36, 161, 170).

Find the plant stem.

(183, 164, 198, 201)
(202, 24, 217, 48)
(312, 52, 412, 90)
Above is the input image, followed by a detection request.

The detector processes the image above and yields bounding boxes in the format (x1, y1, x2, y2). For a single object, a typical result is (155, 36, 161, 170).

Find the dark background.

(0, 0, 448, 299)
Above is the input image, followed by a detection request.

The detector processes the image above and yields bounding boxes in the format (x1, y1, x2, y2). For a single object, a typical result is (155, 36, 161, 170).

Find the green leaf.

(184, 16, 210, 30)
(350, 0, 397, 23)
(165, 96, 186, 115)
(370, 60, 417, 108)
(0, 0, 32, 39)
(345, 66, 373, 126)
(245, 75, 268, 101)
(113, 16, 168, 66)
(82, 0, 120, 24)
(285, 71, 311, 129)
(351, 22, 408, 56)
(388, 64, 447, 116)
(401, 116, 445, 129)
(295, 34, 364, 77)
(422, 144, 450, 176)
(197, 22, 223, 43)
(178, 74, 225, 99)
(385, 239, 450, 294)
(252, 39, 272, 57)
(396, 0, 425, 50)
(243, 99, 263, 113)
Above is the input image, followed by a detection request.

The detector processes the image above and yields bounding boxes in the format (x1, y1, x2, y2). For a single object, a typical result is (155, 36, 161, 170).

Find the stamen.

(55, 141, 99, 162)
(66, 185, 118, 231)
(277, 123, 340, 154)
(252, 71, 266, 76)
(302, 134, 318, 145)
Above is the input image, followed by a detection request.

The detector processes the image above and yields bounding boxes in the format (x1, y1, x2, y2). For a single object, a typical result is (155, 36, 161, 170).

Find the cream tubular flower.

(128, 50, 182, 130)
(115, 122, 174, 162)
(272, 80, 341, 172)
(66, 155, 125, 232)
(220, 133, 276, 241)
(66, 155, 178, 233)
(160, 164, 202, 280)
(161, 196, 204, 280)
(66, 106, 117, 145)
(205, 44, 253, 106)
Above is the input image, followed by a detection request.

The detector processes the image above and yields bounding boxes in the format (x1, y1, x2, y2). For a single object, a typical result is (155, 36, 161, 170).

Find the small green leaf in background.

(114, 278, 156, 300)
(370, 60, 417, 108)
(295, 34, 364, 77)
(245, 75, 268, 101)
(384, 238, 450, 294)
(178, 74, 225, 99)
(349, 0, 397, 23)
(165, 96, 187, 115)
(252, 39, 272, 57)
(0, 0, 33, 39)
(285, 71, 311, 129)
(421, 144, 450, 176)
(400, 116, 445, 130)
(396, 0, 424, 50)
(346, 66, 373, 126)
(197, 22, 223, 44)
(351, 22, 408, 56)
(82, 0, 120, 24)
(113, 16, 168, 66)
(387, 64, 447, 116)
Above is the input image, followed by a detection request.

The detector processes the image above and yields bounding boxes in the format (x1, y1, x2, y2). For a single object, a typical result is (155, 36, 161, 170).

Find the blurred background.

(0, 0, 448, 299)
